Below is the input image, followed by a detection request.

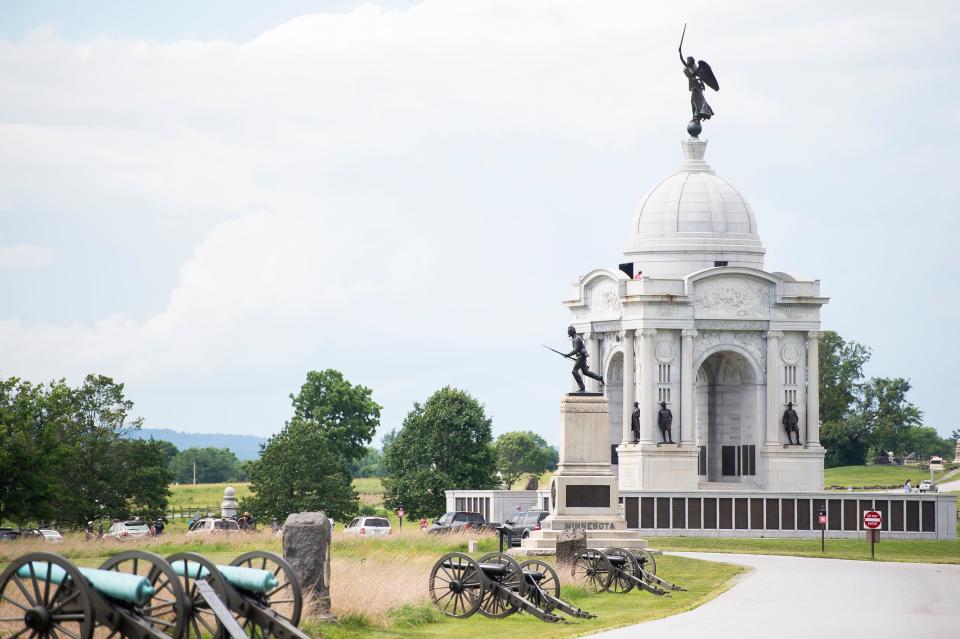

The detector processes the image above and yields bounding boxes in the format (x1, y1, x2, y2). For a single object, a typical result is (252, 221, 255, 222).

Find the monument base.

(761, 444, 824, 491)
(616, 443, 700, 491)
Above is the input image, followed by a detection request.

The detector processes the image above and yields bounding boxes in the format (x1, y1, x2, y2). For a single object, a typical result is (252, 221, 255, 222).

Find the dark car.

(427, 511, 495, 534)
(0, 528, 19, 541)
(503, 510, 549, 546)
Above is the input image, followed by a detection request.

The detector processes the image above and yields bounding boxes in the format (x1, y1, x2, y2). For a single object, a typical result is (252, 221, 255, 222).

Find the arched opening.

(695, 350, 762, 484)
(605, 352, 623, 465)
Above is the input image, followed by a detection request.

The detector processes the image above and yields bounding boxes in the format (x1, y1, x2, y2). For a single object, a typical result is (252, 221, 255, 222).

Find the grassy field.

(653, 535, 960, 564)
(823, 464, 954, 488)
(0, 529, 742, 638)
(168, 481, 252, 506)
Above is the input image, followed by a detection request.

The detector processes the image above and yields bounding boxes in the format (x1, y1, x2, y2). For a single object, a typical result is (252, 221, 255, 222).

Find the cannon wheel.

(230, 550, 303, 636)
(100, 550, 189, 639)
(634, 549, 657, 580)
(571, 550, 613, 593)
(0, 551, 96, 639)
(602, 548, 637, 594)
(476, 552, 525, 618)
(518, 559, 560, 613)
(428, 552, 486, 618)
(167, 551, 231, 639)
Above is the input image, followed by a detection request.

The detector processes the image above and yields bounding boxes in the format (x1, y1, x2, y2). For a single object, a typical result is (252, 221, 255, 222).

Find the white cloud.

(0, 244, 55, 268)
(0, 1, 956, 437)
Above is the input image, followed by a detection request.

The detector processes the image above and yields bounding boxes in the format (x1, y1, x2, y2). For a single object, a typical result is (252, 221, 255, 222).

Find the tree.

(347, 447, 384, 478)
(818, 331, 871, 424)
(153, 439, 179, 467)
(821, 417, 869, 467)
(244, 422, 359, 521)
(244, 370, 379, 521)
(113, 439, 172, 520)
(859, 377, 922, 454)
(383, 387, 498, 519)
(493, 431, 555, 487)
(288, 369, 381, 464)
(169, 447, 243, 483)
(901, 427, 955, 459)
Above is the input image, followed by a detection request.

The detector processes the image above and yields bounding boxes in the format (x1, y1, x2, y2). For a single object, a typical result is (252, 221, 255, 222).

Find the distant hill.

(128, 428, 267, 460)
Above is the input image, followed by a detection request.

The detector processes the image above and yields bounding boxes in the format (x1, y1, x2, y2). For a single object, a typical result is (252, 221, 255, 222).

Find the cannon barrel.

(16, 562, 155, 606)
(170, 559, 279, 593)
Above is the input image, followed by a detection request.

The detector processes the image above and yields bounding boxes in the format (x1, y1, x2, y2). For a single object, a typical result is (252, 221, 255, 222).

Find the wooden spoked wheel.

(0, 552, 95, 639)
(602, 548, 637, 594)
(229, 551, 303, 637)
(475, 552, 524, 618)
(571, 550, 613, 593)
(428, 553, 486, 619)
(518, 559, 560, 613)
(166, 552, 230, 639)
(100, 550, 188, 639)
(634, 549, 657, 581)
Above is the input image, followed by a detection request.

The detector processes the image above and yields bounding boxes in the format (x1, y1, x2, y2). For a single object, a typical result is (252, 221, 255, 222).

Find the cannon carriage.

(428, 552, 594, 623)
(571, 547, 685, 596)
(0, 550, 308, 639)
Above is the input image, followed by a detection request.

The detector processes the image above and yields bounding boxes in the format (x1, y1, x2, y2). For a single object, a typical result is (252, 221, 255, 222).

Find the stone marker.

(555, 529, 586, 566)
(282, 512, 331, 615)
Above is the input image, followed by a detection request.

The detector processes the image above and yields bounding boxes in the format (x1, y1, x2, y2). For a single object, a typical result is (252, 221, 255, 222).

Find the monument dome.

(623, 139, 765, 277)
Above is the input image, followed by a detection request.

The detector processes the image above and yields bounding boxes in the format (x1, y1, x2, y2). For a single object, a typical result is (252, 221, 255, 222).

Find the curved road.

(590, 552, 960, 639)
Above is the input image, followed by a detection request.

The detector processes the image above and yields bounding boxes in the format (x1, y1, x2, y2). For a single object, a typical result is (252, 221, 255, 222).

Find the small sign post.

(818, 507, 827, 552)
(397, 505, 405, 532)
(863, 510, 882, 559)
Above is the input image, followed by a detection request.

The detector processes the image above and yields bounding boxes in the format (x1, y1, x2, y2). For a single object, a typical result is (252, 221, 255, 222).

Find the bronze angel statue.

(678, 24, 719, 137)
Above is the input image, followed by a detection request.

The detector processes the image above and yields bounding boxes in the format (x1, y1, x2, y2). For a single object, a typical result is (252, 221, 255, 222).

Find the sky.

(0, 0, 957, 446)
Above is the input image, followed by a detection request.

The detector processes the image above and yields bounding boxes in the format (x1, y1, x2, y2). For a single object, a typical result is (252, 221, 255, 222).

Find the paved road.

(589, 552, 960, 639)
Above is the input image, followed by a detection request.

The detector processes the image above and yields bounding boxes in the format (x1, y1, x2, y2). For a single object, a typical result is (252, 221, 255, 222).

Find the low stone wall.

(619, 491, 956, 540)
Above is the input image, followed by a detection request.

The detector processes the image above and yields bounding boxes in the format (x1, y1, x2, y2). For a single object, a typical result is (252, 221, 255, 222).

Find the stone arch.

(605, 351, 624, 465)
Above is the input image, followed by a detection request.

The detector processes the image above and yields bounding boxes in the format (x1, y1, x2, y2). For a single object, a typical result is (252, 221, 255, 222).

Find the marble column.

(680, 329, 697, 445)
(639, 328, 657, 443)
(585, 332, 601, 393)
(806, 331, 821, 447)
(765, 331, 783, 445)
(621, 330, 636, 444)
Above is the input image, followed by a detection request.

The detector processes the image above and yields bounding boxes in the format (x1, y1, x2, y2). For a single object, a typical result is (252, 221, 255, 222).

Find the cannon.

(167, 550, 305, 639)
(571, 548, 685, 596)
(0, 550, 189, 639)
(428, 552, 593, 622)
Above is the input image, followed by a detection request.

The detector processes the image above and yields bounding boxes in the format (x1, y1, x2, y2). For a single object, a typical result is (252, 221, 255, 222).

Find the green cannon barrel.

(17, 562, 155, 606)
(170, 560, 278, 593)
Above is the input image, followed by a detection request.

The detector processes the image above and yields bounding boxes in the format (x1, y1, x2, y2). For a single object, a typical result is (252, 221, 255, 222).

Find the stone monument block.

(282, 512, 332, 614)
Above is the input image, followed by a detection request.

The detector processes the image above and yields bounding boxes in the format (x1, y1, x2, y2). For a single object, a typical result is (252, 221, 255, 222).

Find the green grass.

(168, 482, 252, 508)
(653, 536, 960, 564)
(823, 464, 954, 489)
(308, 555, 743, 639)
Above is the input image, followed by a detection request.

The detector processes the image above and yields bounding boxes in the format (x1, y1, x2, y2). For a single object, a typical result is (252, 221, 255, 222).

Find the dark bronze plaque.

(765, 499, 779, 529)
(921, 501, 934, 532)
(566, 485, 610, 508)
(858, 500, 873, 531)
(828, 500, 841, 531)
(796, 498, 811, 530)
(749, 498, 764, 529)
(656, 497, 670, 529)
(625, 497, 639, 528)
(843, 499, 857, 530)
(704, 498, 717, 529)
(641, 497, 655, 528)
(672, 498, 686, 529)
(781, 498, 795, 530)
(719, 498, 732, 529)
(874, 500, 888, 531)
(688, 498, 702, 529)
(906, 500, 919, 532)
(735, 498, 748, 529)
(891, 500, 904, 531)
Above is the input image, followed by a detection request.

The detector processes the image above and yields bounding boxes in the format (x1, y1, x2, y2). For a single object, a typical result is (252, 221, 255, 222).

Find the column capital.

(639, 328, 658, 337)
(766, 330, 784, 339)
(618, 329, 636, 340)
(681, 329, 698, 339)
(806, 330, 823, 342)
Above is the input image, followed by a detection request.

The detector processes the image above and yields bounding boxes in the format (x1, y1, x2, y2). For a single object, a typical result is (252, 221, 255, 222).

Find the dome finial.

(679, 138, 710, 172)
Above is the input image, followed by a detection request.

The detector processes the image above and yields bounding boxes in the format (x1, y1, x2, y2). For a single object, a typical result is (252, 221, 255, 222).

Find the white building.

(568, 137, 826, 492)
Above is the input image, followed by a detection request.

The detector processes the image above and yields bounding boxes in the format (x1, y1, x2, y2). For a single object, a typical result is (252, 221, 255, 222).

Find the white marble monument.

(568, 138, 826, 492)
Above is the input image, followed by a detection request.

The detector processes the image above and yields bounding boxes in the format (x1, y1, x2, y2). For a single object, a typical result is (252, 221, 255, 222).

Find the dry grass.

(330, 554, 435, 623)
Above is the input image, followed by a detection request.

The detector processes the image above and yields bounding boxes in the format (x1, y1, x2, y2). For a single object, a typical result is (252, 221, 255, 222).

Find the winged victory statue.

(678, 24, 719, 138)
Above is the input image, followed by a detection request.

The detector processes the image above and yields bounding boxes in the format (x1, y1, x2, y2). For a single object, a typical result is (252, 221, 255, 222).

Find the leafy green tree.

(383, 387, 498, 519)
(900, 427, 955, 459)
(859, 377, 922, 454)
(288, 369, 381, 464)
(347, 447, 384, 478)
(493, 431, 555, 487)
(153, 439, 179, 467)
(114, 439, 172, 520)
(169, 447, 243, 483)
(244, 370, 379, 521)
(821, 417, 869, 467)
(244, 423, 359, 521)
(819, 331, 871, 424)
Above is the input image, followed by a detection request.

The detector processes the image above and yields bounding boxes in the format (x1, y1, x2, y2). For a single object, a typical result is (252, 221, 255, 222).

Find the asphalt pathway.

(589, 552, 960, 639)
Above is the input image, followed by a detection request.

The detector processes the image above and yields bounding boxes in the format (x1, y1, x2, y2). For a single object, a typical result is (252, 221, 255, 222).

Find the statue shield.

(697, 60, 719, 91)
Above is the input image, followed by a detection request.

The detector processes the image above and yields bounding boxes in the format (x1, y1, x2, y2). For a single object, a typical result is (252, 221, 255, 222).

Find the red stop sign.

(398, 508, 405, 518)
(863, 510, 882, 530)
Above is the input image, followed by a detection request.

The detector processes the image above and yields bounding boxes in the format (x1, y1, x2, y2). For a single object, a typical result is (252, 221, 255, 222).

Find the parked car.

(342, 516, 392, 537)
(186, 517, 241, 536)
(104, 520, 151, 540)
(0, 528, 20, 541)
(427, 511, 495, 534)
(38, 529, 63, 543)
(503, 510, 549, 546)
(918, 479, 938, 493)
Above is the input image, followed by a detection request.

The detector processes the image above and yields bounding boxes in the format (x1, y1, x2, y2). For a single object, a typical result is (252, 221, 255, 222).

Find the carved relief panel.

(693, 276, 772, 319)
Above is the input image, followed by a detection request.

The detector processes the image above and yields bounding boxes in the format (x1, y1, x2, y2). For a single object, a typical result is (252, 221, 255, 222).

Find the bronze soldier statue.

(782, 402, 801, 445)
(631, 401, 642, 443)
(658, 401, 675, 444)
(564, 325, 604, 392)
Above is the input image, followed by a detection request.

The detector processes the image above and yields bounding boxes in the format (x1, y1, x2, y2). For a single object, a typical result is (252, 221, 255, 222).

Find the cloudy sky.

(1, 0, 957, 445)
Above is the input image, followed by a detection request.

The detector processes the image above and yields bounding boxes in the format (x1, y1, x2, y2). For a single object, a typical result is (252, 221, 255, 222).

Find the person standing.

(904, 478, 912, 494)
